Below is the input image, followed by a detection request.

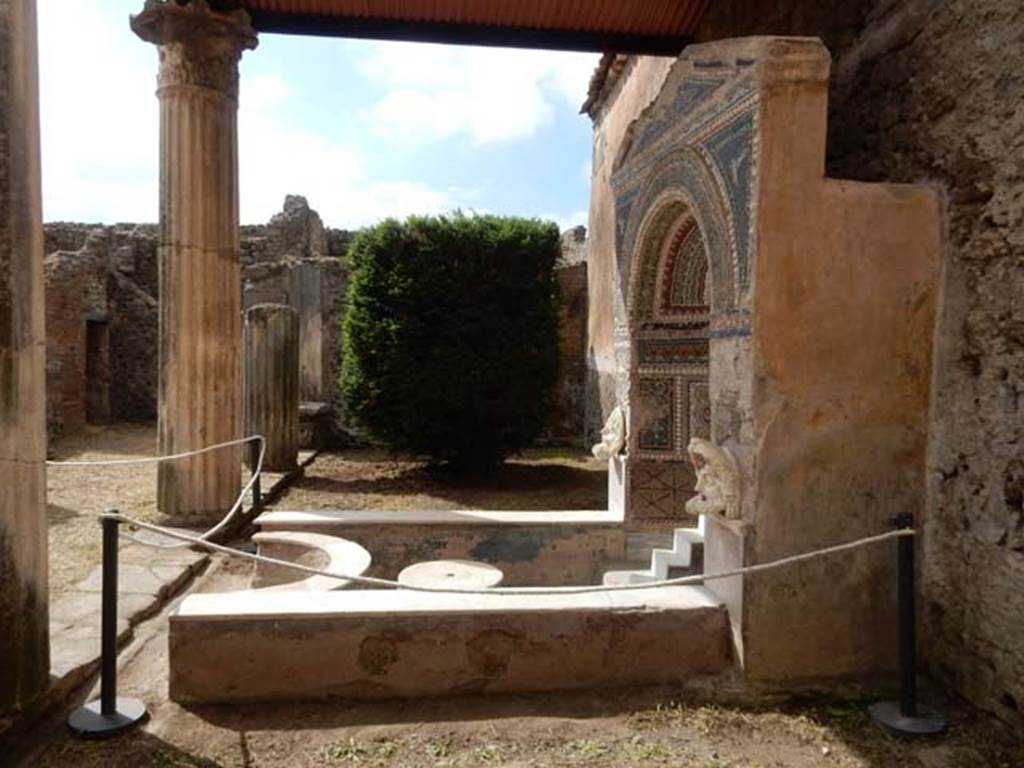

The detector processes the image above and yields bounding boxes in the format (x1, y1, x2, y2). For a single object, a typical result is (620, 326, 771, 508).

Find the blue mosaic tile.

(620, 152, 736, 313)
(702, 111, 755, 288)
(673, 78, 726, 118)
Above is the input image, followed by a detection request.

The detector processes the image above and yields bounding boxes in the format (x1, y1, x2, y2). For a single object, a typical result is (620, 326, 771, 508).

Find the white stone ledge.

(256, 508, 623, 528)
(175, 584, 722, 621)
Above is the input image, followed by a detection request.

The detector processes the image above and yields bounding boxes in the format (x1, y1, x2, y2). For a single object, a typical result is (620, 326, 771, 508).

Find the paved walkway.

(45, 447, 316, 705)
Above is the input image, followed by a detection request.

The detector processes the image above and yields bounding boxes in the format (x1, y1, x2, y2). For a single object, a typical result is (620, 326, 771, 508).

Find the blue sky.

(37, 1, 598, 231)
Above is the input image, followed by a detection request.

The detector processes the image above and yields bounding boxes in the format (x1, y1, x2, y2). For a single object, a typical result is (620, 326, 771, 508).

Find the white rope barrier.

(46, 436, 262, 467)
(107, 511, 915, 596)
(49, 436, 266, 550)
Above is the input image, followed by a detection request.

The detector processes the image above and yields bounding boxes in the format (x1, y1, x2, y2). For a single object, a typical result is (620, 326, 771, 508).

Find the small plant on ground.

(341, 213, 561, 473)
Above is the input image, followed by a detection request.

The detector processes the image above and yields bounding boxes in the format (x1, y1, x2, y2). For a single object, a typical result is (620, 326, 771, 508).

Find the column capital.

(131, 0, 258, 98)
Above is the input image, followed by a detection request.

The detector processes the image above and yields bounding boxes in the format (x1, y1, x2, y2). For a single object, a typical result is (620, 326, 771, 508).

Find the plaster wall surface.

(739, 39, 943, 681)
(0, 0, 48, 715)
(750, 169, 942, 681)
(257, 510, 625, 587)
(600, 36, 942, 684)
(691, 0, 1024, 731)
(168, 587, 731, 703)
(586, 56, 675, 443)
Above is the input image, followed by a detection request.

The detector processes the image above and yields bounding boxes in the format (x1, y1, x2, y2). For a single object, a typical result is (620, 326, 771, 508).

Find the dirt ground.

(15, 556, 1023, 768)
(275, 448, 608, 512)
(27, 430, 1024, 767)
(46, 423, 161, 598)
(45, 425, 605, 598)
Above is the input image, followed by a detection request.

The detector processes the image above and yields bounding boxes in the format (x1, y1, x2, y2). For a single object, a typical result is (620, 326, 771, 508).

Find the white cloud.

(36, 4, 594, 227)
(37, 2, 451, 228)
(359, 42, 598, 145)
(238, 74, 449, 226)
(38, 0, 160, 222)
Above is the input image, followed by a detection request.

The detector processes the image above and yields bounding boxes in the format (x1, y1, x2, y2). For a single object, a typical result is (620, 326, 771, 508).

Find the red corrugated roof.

(241, 1, 711, 53)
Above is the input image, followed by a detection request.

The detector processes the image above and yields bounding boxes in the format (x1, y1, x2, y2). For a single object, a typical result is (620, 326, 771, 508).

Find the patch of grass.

(624, 735, 673, 762)
(425, 734, 454, 759)
(628, 699, 688, 729)
(472, 743, 505, 763)
(315, 738, 370, 765)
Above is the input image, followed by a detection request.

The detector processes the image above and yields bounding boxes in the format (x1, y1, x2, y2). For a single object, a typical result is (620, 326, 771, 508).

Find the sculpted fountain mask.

(685, 437, 741, 520)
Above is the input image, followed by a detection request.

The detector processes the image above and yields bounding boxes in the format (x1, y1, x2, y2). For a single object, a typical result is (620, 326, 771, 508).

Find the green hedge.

(341, 214, 561, 471)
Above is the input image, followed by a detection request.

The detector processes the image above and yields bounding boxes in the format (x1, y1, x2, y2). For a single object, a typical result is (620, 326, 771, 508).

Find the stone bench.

(251, 531, 371, 592)
(169, 585, 732, 703)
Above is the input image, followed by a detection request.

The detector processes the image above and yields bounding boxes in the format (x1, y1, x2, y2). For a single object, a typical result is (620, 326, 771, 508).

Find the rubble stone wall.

(44, 199, 589, 449)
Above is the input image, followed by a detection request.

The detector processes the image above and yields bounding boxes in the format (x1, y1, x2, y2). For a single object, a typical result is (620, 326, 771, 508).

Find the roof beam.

(248, 11, 690, 55)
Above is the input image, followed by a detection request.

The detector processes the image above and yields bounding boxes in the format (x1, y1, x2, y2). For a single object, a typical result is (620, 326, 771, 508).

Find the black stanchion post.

(249, 438, 262, 516)
(100, 512, 118, 717)
(68, 510, 148, 739)
(869, 513, 947, 736)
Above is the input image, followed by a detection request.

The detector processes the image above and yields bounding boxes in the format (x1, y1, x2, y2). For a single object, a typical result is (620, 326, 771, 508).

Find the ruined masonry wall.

(44, 199, 590, 448)
(818, 0, 1024, 731)
(43, 200, 352, 444)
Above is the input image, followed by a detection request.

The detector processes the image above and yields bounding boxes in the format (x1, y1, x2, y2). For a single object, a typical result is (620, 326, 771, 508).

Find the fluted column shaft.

(244, 304, 300, 472)
(132, 0, 257, 521)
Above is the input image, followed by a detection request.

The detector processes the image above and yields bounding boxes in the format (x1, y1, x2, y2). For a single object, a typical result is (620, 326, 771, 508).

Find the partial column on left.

(0, 0, 49, 715)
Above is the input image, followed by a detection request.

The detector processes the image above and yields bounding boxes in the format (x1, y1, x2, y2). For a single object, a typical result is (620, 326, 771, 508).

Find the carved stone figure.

(685, 437, 741, 519)
(592, 405, 627, 460)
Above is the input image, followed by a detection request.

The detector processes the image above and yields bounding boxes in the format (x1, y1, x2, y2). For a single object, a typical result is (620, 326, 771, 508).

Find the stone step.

(602, 519, 706, 586)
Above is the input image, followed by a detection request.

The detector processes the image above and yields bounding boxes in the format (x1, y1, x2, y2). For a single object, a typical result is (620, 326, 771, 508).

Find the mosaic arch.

(626, 194, 712, 522)
(611, 64, 760, 525)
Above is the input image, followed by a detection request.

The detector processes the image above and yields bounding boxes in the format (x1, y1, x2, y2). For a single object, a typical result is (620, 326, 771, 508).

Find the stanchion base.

(869, 701, 947, 737)
(68, 697, 148, 739)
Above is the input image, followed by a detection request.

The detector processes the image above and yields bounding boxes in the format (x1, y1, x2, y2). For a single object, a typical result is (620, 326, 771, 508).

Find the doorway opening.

(84, 319, 110, 424)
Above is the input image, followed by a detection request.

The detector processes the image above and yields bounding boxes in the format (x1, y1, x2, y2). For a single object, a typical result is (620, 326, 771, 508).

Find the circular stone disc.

(398, 559, 504, 589)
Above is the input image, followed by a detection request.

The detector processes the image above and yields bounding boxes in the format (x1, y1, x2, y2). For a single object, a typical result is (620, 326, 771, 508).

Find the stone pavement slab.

(48, 542, 207, 699)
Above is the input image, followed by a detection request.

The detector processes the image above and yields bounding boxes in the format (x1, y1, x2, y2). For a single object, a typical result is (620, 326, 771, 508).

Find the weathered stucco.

(587, 1, 1021, 727)
(168, 587, 730, 703)
(257, 510, 626, 587)
(0, 0, 49, 716)
(586, 56, 675, 443)
(603, 36, 943, 684)
(690, 0, 1024, 730)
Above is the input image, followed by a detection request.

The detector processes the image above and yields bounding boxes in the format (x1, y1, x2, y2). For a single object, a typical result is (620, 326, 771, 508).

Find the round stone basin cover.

(398, 559, 504, 589)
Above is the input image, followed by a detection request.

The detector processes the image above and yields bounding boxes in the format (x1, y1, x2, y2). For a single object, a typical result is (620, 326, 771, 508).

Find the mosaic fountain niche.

(610, 36, 945, 683)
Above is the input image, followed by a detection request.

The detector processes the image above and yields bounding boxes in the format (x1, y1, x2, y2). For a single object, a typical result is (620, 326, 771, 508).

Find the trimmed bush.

(341, 213, 561, 471)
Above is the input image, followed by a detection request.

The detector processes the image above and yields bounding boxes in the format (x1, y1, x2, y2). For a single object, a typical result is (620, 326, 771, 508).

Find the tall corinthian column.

(132, 1, 257, 522)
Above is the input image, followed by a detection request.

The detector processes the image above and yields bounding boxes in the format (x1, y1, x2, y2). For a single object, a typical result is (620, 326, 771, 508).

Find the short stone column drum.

(244, 304, 300, 472)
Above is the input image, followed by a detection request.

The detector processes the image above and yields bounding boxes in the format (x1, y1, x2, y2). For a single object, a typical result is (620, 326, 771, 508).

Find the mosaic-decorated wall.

(611, 54, 761, 526)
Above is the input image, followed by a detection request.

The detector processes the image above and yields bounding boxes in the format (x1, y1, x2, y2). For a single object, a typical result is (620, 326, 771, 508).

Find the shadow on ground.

(23, 686, 1024, 768)
(281, 449, 608, 512)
